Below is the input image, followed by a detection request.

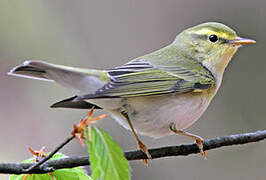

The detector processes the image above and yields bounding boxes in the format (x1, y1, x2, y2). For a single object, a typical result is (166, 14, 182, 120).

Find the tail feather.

(50, 96, 102, 109)
(8, 60, 108, 93)
(8, 61, 53, 81)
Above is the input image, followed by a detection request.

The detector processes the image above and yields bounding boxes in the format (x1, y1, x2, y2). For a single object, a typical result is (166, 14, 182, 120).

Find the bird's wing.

(80, 53, 215, 99)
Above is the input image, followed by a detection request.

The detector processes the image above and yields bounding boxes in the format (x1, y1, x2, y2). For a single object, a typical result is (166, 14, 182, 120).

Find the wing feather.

(80, 57, 215, 99)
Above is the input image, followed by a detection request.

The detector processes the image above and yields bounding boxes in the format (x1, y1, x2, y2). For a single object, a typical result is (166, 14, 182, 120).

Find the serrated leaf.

(85, 126, 130, 180)
(9, 153, 92, 180)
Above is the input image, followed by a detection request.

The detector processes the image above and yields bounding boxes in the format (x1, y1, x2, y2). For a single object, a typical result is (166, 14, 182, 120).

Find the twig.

(0, 130, 265, 174)
(22, 135, 75, 173)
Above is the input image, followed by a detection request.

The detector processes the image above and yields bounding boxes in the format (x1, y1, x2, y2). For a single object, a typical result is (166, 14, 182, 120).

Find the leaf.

(85, 126, 130, 180)
(9, 174, 53, 180)
(9, 153, 92, 180)
(53, 168, 93, 180)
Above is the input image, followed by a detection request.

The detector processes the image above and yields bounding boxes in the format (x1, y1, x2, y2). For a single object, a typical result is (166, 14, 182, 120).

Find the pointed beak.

(230, 37, 256, 46)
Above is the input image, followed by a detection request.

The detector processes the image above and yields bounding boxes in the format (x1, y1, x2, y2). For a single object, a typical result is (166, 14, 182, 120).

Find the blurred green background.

(0, 0, 265, 179)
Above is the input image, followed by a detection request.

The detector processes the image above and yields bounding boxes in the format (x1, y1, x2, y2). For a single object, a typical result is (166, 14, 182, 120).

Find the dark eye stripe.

(219, 37, 230, 44)
(191, 33, 229, 44)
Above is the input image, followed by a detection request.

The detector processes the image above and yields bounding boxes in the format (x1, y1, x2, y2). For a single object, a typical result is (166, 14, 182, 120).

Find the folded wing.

(79, 58, 215, 99)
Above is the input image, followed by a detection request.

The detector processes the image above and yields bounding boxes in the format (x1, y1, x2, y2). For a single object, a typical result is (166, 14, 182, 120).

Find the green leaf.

(9, 153, 92, 180)
(53, 168, 92, 180)
(9, 174, 53, 180)
(85, 126, 130, 180)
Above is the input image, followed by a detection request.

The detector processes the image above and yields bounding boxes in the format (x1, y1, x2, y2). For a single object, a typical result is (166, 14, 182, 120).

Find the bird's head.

(173, 22, 255, 76)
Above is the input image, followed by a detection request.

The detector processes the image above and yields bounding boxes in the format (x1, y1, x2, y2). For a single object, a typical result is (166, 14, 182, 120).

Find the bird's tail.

(8, 60, 108, 93)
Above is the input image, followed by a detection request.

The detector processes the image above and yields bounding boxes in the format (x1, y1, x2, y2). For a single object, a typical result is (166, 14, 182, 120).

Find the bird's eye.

(208, 34, 218, 43)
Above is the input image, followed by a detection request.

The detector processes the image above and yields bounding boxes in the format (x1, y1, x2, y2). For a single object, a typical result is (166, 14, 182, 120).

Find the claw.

(136, 137, 152, 166)
(170, 123, 206, 158)
(138, 140, 152, 160)
(195, 138, 206, 159)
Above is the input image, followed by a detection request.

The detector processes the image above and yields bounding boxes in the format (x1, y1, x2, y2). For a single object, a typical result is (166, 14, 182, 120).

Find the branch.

(1, 130, 265, 175)
(22, 135, 75, 173)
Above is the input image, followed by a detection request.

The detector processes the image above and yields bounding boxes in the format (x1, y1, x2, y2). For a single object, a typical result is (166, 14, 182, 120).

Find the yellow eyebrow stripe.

(191, 28, 235, 40)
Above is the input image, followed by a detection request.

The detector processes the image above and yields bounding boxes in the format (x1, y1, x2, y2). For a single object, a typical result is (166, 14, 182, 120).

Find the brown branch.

(22, 135, 75, 173)
(1, 130, 266, 175)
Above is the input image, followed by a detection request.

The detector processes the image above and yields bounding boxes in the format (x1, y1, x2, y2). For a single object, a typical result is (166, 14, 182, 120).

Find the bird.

(8, 22, 255, 158)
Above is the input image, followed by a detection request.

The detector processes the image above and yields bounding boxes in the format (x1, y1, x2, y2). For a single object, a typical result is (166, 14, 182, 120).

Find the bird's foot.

(121, 112, 152, 165)
(195, 137, 206, 159)
(169, 122, 206, 159)
(138, 139, 152, 158)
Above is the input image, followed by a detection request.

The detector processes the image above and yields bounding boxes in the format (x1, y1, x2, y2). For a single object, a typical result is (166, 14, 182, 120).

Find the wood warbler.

(9, 22, 255, 157)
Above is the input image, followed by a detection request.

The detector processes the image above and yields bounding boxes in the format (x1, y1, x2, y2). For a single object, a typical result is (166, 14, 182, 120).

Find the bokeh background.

(0, 0, 265, 179)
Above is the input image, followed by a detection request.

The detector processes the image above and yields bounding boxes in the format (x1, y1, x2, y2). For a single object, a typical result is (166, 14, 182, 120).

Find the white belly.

(90, 92, 212, 138)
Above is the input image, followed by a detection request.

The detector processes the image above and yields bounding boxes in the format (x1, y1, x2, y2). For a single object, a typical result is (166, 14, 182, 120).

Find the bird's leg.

(169, 123, 206, 158)
(121, 112, 152, 161)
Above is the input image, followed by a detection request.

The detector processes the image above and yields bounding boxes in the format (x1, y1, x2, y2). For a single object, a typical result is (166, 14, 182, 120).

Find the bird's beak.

(230, 37, 256, 46)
